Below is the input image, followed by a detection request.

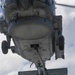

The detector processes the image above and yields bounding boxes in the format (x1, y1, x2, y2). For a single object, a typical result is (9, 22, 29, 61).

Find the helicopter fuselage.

(0, 0, 64, 67)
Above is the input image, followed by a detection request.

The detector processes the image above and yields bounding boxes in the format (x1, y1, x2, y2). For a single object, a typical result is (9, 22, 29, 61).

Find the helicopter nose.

(8, 17, 52, 40)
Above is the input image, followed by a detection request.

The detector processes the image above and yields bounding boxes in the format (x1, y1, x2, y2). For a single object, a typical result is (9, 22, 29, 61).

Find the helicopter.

(0, 0, 75, 75)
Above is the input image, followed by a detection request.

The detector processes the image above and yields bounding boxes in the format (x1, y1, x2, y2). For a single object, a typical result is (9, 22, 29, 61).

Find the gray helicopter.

(0, 0, 74, 75)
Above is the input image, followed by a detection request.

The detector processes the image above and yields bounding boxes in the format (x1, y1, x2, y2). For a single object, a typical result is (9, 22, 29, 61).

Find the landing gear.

(55, 54, 65, 60)
(11, 46, 16, 53)
(1, 40, 9, 54)
(62, 55, 65, 59)
(52, 32, 55, 52)
(1, 35, 15, 54)
(58, 35, 64, 50)
(1, 35, 11, 54)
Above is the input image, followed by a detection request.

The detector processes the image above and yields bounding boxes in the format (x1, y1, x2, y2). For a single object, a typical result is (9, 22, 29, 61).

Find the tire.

(59, 35, 64, 50)
(55, 55, 58, 60)
(62, 55, 65, 59)
(1, 41, 8, 54)
(52, 32, 55, 52)
(12, 49, 15, 53)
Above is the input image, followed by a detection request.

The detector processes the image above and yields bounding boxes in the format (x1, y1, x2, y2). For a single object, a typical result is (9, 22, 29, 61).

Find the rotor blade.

(56, 3, 75, 8)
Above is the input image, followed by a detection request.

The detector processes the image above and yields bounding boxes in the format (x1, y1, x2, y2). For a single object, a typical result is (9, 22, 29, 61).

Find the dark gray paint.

(18, 68, 68, 75)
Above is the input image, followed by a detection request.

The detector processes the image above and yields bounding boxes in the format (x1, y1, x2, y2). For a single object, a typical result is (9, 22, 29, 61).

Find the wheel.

(11, 47, 16, 53)
(55, 55, 58, 60)
(1, 41, 8, 54)
(59, 35, 64, 50)
(62, 55, 65, 59)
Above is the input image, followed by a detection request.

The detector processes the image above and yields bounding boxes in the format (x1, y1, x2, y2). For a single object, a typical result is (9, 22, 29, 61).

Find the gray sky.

(0, 0, 75, 75)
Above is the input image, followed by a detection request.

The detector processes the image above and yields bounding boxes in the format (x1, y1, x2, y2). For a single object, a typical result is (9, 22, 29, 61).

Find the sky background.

(0, 0, 75, 75)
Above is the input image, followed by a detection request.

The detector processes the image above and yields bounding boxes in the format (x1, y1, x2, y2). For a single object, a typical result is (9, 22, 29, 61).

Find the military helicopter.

(0, 0, 75, 75)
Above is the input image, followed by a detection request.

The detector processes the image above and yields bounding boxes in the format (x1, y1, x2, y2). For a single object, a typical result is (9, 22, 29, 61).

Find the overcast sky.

(0, 0, 75, 75)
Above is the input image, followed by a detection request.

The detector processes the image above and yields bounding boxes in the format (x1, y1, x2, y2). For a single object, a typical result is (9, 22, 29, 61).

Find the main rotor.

(56, 2, 75, 8)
